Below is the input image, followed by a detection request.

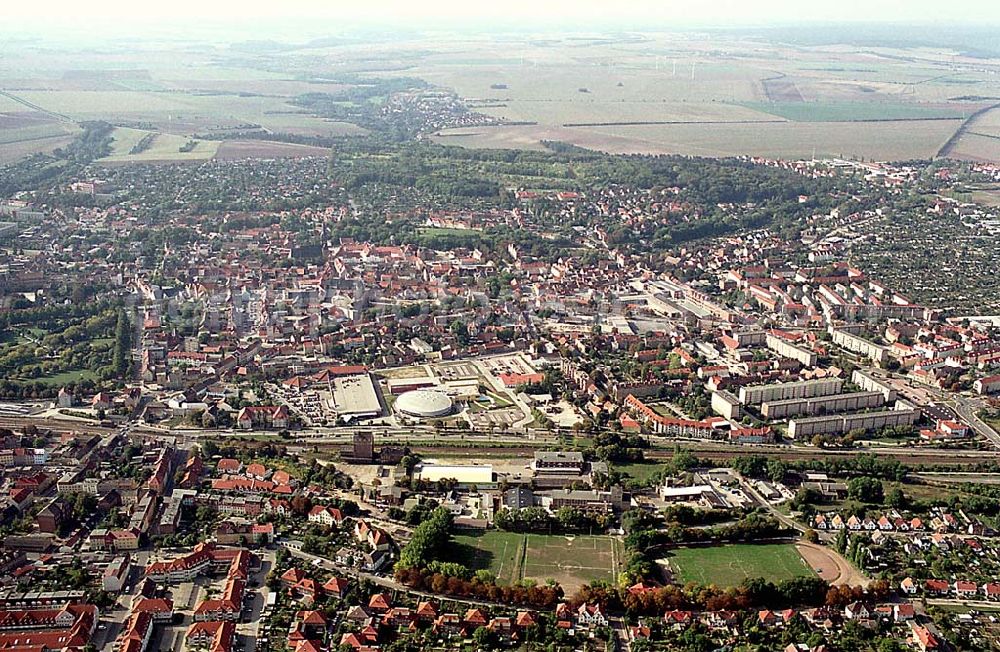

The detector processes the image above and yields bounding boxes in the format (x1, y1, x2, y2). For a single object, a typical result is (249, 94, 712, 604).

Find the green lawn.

(418, 226, 482, 236)
(738, 101, 965, 123)
(453, 531, 526, 584)
(35, 368, 99, 385)
(452, 531, 621, 591)
(613, 462, 668, 485)
(668, 543, 814, 586)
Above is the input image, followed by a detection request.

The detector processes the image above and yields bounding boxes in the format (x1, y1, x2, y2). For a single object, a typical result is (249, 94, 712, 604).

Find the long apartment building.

(624, 394, 720, 438)
(765, 334, 818, 367)
(738, 377, 843, 406)
(831, 327, 890, 367)
(788, 401, 920, 439)
(761, 391, 887, 419)
(851, 369, 898, 402)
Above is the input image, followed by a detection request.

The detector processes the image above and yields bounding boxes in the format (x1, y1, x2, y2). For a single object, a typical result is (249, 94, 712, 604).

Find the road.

(949, 396, 1000, 448)
(928, 597, 1000, 610)
(282, 544, 513, 610)
(737, 475, 804, 534)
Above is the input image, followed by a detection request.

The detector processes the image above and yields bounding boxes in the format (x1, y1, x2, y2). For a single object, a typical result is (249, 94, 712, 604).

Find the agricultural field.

(213, 140, 335, 161)
(436, 118, 960, 160)
(739, 101, 967, 122)
(100, 127, 219, 163)
(4, 31, 1000, 162)
(666, 543, 816, 587)
(453, 531, 624, 593)
(0, 109, 81, 163)
(944, 106, 1000, 162)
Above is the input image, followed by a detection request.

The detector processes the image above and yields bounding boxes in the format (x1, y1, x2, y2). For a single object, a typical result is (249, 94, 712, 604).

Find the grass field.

(418, 226, 482, 237)
(612, 462, 668, 484)
(435, 116, 961, 160)
(667, 544, 814, 587)
(740, 101, 967, 122)
(454, 531, 526, 584)
(100, 127, 219, 163)
(34, 369, 100, 385)
(453, 531, 623, 592)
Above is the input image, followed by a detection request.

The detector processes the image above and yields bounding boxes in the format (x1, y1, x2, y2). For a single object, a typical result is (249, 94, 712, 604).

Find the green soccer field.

(667, 543, 815, 587)
(452, 531, 623, 592)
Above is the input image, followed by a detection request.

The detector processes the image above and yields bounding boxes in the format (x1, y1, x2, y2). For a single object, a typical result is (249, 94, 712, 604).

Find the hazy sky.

(2, 0, 998, 33)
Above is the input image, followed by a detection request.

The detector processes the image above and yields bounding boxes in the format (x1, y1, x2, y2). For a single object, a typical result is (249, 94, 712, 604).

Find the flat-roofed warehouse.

(414, 463, 494, 487)
(331, 373, 384, 420)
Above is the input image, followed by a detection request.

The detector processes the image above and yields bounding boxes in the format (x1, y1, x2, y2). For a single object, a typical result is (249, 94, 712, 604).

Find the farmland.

(453, 531, 624, 593)
(739, 101, 967, 122)
(3, 31, 1000, 162)
(666, 543, 815, 587)
(100, 127, 219, 163)
(434, 118, 960, 160)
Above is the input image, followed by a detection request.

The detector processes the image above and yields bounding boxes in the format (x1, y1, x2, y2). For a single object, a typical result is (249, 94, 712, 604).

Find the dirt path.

(796, 541, 869, 587)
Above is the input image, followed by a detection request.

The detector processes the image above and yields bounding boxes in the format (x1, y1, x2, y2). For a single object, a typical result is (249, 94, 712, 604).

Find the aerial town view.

(3, 1, 1000, 651)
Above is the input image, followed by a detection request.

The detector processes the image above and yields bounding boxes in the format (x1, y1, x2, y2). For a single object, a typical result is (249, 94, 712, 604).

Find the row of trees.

(493, 506, 612, 534)
(394, 566, 563, 609)
(573, 574, 892, 617)
(732, 453, 908, 483)
(396, 507, 453, 569)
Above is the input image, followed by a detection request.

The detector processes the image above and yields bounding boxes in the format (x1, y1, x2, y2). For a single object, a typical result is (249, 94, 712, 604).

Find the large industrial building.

(414, 463, 494, 488)
(331, 373, 385, 421)
(738, 377, 843, 406)
(394, 389, 454, 418)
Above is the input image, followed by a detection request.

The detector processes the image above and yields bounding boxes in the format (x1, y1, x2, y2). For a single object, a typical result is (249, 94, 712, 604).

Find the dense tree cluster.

(493, 506, 611, 534)
(394, 566, 562, 609)
(396, 507, 453, 569)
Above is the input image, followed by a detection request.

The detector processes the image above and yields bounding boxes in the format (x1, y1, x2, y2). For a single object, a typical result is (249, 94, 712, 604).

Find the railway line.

(0, 411, 995, 468)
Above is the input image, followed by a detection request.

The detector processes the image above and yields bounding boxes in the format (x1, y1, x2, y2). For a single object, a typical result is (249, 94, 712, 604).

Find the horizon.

(3, 1, 1000, 40)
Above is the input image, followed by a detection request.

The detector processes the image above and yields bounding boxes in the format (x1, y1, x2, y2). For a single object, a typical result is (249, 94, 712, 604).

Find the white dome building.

(395, 389, 454, 418)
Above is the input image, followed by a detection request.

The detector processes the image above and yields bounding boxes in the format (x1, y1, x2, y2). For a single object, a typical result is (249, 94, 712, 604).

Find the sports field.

(667, 543, 815, 587)
(453, 531, 623, 592)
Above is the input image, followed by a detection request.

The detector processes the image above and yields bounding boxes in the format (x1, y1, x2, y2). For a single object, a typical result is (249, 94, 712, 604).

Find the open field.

(0, 110, 80, 163)
(4, 32, 1000, 162)
(100, 127, 219, 163)
(453, 531, 623, 593)
(740, 101, 968, 122)
(434, 118, 960, 160)
(612, 462, 669, 485)
(35, 369, 100, 385)
(453, 531, 526, 584)
(0, 134, 77, 164)
(214, 140, 333, 160)
(666, 543, 815, 587)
